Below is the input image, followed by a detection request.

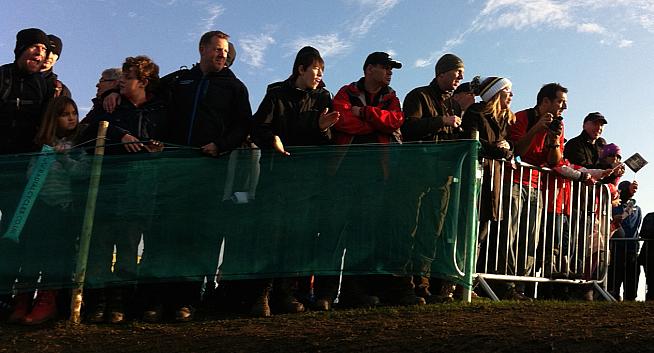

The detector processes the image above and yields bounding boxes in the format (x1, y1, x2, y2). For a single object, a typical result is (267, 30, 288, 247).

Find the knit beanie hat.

(47, 34, 63, 57)
(473, 76, 512, 102)
(600, 143, 621, 159)
(14, 28, 49, 59)
(435, 53, 464, 75)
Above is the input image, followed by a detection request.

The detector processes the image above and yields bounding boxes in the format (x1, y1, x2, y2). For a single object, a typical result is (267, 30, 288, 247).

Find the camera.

(548, 116, 563, 135)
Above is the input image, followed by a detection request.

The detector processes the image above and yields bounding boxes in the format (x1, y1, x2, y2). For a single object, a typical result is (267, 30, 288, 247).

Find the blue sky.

(2, 0, 654, 216)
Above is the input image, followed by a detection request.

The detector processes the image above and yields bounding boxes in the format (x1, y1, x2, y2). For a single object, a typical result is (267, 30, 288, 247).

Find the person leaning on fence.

(250, 46, 340, 316)
(400, 53, 465, 303)
(460, 76, 515, 277)
(137, 30, 251, 323)
(608, 180, 642, 301)
(502, 83, 568, 301)
(331, 51, 420, 307)
(78, 55, 167, 325)
(7, 96, 83, 325)
(638, 212, 654, 300)
(564, 112, 607, 169)
(0, 27, 57, 319)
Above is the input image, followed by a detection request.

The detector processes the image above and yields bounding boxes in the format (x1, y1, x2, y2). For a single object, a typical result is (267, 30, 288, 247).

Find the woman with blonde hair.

(461, 76, 515, 276)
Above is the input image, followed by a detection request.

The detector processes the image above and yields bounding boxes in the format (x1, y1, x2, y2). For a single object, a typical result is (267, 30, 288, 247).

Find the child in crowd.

(8, 96, 83, 325)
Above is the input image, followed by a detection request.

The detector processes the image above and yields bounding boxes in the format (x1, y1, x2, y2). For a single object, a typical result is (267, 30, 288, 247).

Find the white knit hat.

(475, 76, 512, 102)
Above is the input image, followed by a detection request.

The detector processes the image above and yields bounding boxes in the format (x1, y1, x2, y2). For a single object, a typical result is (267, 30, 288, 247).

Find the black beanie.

(14, 28, 49, 59)
(48, 34, 63, 58)
(435, 53, 464, 75)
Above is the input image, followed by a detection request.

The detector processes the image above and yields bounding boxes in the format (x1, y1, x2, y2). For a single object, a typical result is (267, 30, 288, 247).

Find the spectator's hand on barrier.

(273, 135, 290, 156)
(53, 142, 68, 153)
(496, 140, 510, 150)
(443, 114, 461, 128)
(121, 134, 144, 153)
(143, 140, 164, 153)
(319, 108, 340, 131)
(599, 168, 614, 180)
(103, 92, 121, 113)
(201, 142, 219, 157)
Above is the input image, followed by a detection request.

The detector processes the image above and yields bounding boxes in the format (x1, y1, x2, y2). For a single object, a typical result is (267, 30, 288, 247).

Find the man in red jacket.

(331, 52, 424, 307)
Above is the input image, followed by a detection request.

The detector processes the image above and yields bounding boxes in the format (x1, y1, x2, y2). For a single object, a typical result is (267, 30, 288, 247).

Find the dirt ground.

(1, 301, 653, 353)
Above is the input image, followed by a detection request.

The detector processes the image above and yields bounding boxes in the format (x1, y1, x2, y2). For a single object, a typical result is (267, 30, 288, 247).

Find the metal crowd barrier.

(474, 158, 613, 301)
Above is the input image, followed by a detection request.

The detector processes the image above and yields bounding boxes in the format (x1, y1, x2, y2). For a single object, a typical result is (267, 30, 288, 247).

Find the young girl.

(8, 96, 81, 325)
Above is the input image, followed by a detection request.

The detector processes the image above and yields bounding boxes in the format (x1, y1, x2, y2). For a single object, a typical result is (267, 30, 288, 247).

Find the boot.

(251, 282, 272, 317)
(7, 292, 32, 324)
(274, 278, 304, 314)
(426, 281, 456, 303)
(23, 290, 58, 325)
(387, 276, 426, 306)
(107, 287, 126, 324)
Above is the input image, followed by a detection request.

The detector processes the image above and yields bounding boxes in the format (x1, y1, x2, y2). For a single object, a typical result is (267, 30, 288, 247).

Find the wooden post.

(70, 121, 109, 323)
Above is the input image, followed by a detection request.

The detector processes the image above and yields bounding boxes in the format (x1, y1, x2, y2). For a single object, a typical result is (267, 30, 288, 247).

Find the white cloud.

(618, 39, 634, 47)
(577, 23, 606, 34)
(414, 0, 646, 67)
(475, 0, 571, 31)
(290, 34, 351, 58)
(201, 4, 225, 33)
(239, 34, 276, 68)
(348, 0, 400, 37)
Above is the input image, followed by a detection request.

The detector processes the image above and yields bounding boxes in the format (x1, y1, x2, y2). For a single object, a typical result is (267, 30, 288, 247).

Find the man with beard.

(401, 53, 466, 303)
(0, 28, 55, 154)
(0, 28, 56, 319)
(138, 30, 251, 323)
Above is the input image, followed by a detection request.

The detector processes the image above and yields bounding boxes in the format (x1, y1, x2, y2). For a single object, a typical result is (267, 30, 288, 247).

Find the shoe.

(453, 286, 481, 301)
(23, 290, 58, 325)
(174, 306, 195, 322)
(109, 311, 126, 324)
(7, 292, 32, 324)
(503, 289, 532, 301)
(313, 297, 332, 311)
(251, 291, 272, 317)
(395, 291, 426, 306)
(278, 296, 305, 314)
(341, 293, 380, 308)
(0, 295, 13, 320)
(87, 302, 106, 323)
(425, 282, 456, 303)
(142, 306, 163, 323)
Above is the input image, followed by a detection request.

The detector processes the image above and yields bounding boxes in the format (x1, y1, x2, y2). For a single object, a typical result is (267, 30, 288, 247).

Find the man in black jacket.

(163, 30, 251, 155)
(564, 112, 607, 168)
(141, 31, 252, 323)
(0, 28, 55, 155)
(0, 27, 55, 319)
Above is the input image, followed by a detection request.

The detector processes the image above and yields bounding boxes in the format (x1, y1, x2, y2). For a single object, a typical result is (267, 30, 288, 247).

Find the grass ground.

(1, 301, 653, 353)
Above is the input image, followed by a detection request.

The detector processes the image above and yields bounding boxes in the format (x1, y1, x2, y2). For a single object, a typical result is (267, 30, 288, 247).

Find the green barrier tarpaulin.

(0, 141, 480, 292)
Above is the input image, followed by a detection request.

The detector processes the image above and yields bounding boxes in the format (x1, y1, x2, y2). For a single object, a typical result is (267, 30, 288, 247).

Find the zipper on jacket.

(187, 76, 209, 145)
